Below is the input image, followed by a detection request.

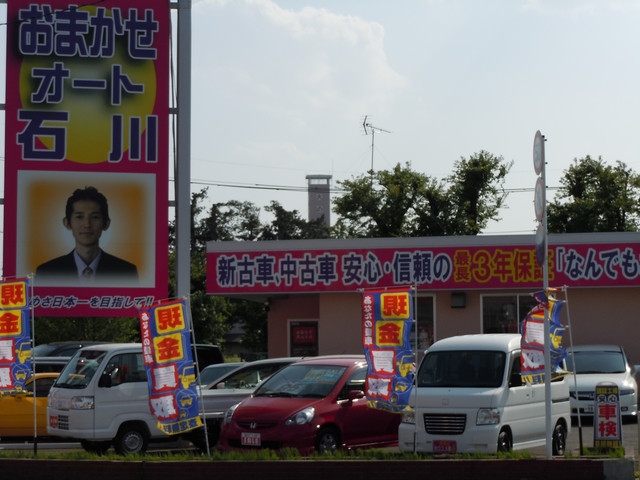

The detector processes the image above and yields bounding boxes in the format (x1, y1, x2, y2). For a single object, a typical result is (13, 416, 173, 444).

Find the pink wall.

(268, 295, 319, 357)
(266, 287, 640, 368)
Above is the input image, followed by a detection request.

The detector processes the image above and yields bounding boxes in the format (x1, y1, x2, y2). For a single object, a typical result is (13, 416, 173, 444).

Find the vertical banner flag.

(0, 278, 32, 392)
(362, 288, 414, 413)
(138, 299, 202, 435)
(4, 0, 170, 316)
(520, 290, 568, 384)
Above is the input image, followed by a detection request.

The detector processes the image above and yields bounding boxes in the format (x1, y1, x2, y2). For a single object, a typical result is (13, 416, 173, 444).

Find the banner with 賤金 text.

(0, 278, 33, 392)
(362, 288, 414, 413)
(139, 299, 201, 435)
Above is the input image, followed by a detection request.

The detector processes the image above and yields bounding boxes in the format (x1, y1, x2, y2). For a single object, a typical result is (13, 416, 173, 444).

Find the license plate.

(585, 405, 594, 413)
(433, 440, 457, 454)
(49, 416, 58, 428)
(241, 432, 261, 446)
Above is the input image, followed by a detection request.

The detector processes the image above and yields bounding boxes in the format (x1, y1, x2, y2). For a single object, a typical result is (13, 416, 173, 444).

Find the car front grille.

(57, 415, 69, 431)
(423, 414, 466, 435)
(237, 420, 279, 430)
(571, 391, 595, 401)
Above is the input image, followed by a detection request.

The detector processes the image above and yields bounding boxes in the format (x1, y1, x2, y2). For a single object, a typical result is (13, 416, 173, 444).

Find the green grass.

(582, 446, 626, 458)
(0, 447, 545, 462)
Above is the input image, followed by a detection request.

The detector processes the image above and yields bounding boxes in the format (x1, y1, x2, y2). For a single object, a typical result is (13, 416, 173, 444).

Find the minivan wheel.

(315, 427, 339, 454)
(497, 429, 512, 453)
(552, 423, 567, 456)
(114, 424, 149, 455)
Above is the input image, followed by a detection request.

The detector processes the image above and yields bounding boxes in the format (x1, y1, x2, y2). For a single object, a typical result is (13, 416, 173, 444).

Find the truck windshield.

(54, 350, 107, 389)
(417, 350, 505, 388)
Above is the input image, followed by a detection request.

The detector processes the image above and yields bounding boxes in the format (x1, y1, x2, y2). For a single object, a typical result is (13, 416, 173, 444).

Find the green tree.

(205, 199, 263, 242)
(333, 162, 429, 238)
(261, 200, 329, 240)
(333, 152, 512, 238)
(33, 316, 139, 345)
(547, 156, 640, 233)
(444, 150, 512, 235)
(168, 189, 238, 347)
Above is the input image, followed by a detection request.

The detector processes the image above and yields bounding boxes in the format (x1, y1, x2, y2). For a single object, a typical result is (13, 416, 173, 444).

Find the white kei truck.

(398, 334, 571, 455)
(47, 343, 210, 454)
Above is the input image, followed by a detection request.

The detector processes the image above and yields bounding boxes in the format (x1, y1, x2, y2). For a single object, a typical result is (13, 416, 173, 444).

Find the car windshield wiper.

(255, 390, 298, 397)
(54, 382, 87, 389)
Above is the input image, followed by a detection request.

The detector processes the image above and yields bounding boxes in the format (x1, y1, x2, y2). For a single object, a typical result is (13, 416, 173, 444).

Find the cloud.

(193, 0, 407, 123)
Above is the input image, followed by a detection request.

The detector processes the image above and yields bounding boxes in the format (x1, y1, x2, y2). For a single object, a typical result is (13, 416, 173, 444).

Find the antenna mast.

(362, 115, 391, 175)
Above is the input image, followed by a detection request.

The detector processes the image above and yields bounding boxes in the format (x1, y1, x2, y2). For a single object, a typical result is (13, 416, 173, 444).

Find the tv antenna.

(362, 115, 391, 175)
(362, 115, 391, 197)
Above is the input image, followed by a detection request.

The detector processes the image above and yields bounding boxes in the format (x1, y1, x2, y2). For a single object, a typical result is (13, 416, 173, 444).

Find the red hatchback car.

(217, 355, 402, 455)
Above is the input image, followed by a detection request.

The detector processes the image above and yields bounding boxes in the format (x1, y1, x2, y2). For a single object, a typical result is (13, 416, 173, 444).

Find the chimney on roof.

(306, 174, 332, 227)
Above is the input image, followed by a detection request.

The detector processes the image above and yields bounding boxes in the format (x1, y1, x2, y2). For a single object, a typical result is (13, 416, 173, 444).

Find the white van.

(398, 334, 571, 455)
(47, 343, 166, 454)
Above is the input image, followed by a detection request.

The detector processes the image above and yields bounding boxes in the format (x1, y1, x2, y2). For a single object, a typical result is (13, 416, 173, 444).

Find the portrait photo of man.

(35, 186, 139, 286)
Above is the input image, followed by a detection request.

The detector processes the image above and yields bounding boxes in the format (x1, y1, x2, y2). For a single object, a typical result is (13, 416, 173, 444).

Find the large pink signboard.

(207, 242, 640, 294)
(3, 1, 170, 315)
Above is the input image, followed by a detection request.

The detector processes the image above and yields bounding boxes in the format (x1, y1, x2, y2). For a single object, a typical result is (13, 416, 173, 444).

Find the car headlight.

(70, 396, 94, 410)
(476, 408, 500, 425)
(401, 411, 415, 424)
(284, 406, 315, 426)
(223, 403, 240, 424)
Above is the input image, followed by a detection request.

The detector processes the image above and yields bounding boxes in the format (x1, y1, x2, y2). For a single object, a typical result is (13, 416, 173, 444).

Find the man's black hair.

(65, 186, 110, 222)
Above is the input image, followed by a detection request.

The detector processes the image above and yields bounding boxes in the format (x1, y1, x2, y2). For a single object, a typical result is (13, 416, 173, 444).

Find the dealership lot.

(530, 418, 638, 462)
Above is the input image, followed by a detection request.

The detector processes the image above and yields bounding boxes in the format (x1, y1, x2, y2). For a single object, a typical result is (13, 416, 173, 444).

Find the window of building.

(481, 294, 538, 334)
(412, 295, 434, 364)
(289, 321, 318, 356)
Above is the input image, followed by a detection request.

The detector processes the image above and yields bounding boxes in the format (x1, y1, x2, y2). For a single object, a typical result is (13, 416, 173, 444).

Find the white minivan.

(398, 334, 571, 455)
(47, 343, 166, 454)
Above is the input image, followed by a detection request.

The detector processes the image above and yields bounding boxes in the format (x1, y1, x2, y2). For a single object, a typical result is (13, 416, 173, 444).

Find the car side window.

(338, 366, 366, 401)
(34, 377, 57, 397)
(508, 353, 522, 387)
(105, 353, 146, 386)
(221, 364, 284, 389)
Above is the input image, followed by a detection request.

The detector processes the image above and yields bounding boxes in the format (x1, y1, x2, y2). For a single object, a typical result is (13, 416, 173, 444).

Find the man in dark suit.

(36, 186, 138, 286)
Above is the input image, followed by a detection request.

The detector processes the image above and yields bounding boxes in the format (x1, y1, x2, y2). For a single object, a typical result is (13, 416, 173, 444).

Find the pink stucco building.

(207, 232, 640, 367)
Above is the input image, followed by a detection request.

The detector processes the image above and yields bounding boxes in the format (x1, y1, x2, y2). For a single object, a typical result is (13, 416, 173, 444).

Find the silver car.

(566, 345, 638, 421)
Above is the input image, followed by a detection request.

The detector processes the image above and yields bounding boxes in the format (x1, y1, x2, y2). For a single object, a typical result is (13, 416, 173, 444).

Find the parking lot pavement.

(529, 418, 639, 468)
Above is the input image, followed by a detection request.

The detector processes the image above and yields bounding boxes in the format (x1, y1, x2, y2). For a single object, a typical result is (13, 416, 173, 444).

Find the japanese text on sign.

(16, 4, 161, 163)
(209, 243, 640, 293)
(138, 299, 201, 435)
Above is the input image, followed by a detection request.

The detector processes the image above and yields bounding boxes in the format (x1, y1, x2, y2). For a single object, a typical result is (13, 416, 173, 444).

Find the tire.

(315, 427, 340, 454)
(552, 422, 567, 456)
(189, 421, 221, 452)
(80, 440, 110, 455)
(497, 428, 512, 453)
(114, 424, 149, 455)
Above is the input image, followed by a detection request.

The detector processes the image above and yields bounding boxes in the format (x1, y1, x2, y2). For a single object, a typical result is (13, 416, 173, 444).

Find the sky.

(2, 0, 640, 237)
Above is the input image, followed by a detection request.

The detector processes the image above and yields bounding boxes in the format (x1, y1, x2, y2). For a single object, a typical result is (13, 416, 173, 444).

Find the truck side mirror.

(98, 372, 112, 388)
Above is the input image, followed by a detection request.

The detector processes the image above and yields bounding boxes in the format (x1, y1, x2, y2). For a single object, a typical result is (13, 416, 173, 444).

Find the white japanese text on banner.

(362, 288, 414, 413)
(0, 278, 32, 392)
(139, 299, 201, 435)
